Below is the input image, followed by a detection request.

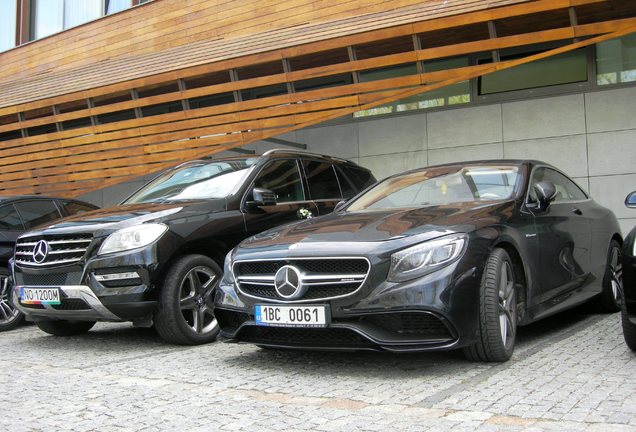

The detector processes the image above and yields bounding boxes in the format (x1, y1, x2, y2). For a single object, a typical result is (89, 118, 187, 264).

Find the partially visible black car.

(621, 191, 636, 350)
(0, 196, 98, 331)
(215, 160, 623, 362)
(11, 150, 375, 344)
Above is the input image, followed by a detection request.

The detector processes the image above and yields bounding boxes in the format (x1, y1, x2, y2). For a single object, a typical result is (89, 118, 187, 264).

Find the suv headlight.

(98, 223, 168, 255)
(387, 234, 467, 282)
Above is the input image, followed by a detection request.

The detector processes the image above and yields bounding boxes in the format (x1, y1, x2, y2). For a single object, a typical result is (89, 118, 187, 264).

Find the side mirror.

(250, 188, 277, 207)
(533, 181, 557, 212)
(626, 191, 636, 209)
(334, 199, 347, 212)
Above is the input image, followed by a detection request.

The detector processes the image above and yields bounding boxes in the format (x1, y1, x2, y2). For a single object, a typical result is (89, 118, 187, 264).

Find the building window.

(32, 0, 63, 39)
(0, 0, 17, 51)
(29, 0, 139, 41)
(106, 0, 131, 14)
(354, 57, 470, 118)
(478, 49, 587, 95)
(64, 0, 102, 28)
(596, 33, 636, 86)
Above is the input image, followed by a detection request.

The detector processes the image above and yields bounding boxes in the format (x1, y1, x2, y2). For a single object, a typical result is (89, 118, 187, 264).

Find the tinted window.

(303, 161, 342, 200)
(338, 165, 375, 197)
(529, 167, 587, 203)
(0, 204, 24, 230)
(60, 201, 96, 216)
(126, 159, 257, 203)
(254, 160, 304, 203)
(14, 200, 62, 230)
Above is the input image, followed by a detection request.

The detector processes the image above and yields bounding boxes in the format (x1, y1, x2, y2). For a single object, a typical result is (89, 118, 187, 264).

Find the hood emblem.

(33, 240, 49, 264)
(274, 265, 307, 300)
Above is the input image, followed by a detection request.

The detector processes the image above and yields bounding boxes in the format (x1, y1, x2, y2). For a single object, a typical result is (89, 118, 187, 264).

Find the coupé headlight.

(98, 223, 168, 255)
(387, 234, 467, 282)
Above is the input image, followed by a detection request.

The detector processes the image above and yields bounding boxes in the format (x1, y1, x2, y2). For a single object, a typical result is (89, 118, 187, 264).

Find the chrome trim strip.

(15, 257, 83, 267)
(47, 239, 92, 244)
(48, 249, 87, 255)
(16, 242, 37, 247)
(303, 274, 366, 281)
(237, 275, 276, 282)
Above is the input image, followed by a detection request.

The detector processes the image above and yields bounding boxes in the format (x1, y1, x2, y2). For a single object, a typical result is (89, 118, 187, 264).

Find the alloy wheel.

(179, 266, 218, 335)
(609, 246, 623, 303)
(498, 261, 516, 347)
(0, 274, 20, 326)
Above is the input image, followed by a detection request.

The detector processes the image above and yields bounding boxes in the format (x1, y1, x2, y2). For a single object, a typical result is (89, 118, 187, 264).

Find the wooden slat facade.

(0, 0, 635, 198)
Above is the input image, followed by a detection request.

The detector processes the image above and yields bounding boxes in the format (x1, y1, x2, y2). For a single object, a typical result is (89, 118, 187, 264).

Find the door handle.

(572, 208, 583, 215)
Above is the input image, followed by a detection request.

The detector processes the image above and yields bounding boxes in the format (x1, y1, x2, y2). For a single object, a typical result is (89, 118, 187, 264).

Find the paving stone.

(1, 313, 635, 431)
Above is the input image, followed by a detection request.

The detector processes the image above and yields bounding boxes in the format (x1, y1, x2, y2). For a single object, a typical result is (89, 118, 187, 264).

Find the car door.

(0, 203, 25, 268)
(528, 167, 593, 307)
(243, 159, 318, 237)
(301, 159, 343, 216)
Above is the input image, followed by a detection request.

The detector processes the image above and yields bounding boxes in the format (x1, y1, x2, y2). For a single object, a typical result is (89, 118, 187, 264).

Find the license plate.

(20, 287, 61, 305)
(255, 304, 328, 327)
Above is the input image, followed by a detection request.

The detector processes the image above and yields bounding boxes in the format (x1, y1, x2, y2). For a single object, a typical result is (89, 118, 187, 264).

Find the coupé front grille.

(15, 234, 93, 268)
(234, 258, 370, 302)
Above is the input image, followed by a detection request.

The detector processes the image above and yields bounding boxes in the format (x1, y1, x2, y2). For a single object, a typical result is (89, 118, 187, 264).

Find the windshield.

(347, 165, 520, 211)
(124, 159, 257, 204)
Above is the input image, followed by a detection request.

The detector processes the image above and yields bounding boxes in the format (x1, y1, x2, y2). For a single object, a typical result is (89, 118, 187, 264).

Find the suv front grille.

(14, 271, 83, 286)
(234, 258, 370, 302)
(15, 234, 93, 268)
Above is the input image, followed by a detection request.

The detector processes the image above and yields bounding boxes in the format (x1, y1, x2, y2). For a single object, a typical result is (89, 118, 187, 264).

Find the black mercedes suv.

(11, 149, 375, 344)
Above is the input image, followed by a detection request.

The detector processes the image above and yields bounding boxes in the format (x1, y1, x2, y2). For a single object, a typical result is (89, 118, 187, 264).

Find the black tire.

(0, 268, 24, 332)
(464, 248, 517, 362)
(154, 254, 221, 345)
(35, 320, 95, 336)
(622, 310, 636, 351)
(598, 239, 622, 313)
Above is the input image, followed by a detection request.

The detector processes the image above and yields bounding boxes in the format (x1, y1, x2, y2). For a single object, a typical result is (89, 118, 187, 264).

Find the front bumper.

(12, 247, 162, 322)
(12, 285, 122, 321)
(215, 257, 482, 352)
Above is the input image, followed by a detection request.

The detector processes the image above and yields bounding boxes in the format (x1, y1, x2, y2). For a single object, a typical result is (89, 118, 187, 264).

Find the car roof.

(0, 195, 96, 205)
(185, 148, 365, 167)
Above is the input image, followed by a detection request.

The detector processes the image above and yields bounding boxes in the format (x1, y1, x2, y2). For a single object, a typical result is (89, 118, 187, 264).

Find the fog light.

(94, 272, 140, 282)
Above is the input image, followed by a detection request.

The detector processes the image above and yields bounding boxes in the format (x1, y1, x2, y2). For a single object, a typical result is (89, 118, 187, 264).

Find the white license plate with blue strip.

(255, 304, 328, 327)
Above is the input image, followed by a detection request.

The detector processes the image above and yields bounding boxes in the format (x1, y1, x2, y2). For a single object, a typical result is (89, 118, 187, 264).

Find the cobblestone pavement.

(2, 308, 635, 432)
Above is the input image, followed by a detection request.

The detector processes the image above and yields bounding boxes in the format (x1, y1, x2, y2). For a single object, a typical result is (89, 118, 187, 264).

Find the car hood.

(20, 200, 227, 238)
(239, 200, 516, 251)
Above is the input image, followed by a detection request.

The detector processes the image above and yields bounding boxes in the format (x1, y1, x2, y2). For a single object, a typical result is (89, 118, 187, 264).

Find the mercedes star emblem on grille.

(33, 240, 49, 264)
(274, 265, 307, 299)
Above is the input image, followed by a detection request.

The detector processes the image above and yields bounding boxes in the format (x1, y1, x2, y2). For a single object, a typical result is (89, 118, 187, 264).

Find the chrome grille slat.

(234, 257, 370, 302)
(15, 234, 93, 268)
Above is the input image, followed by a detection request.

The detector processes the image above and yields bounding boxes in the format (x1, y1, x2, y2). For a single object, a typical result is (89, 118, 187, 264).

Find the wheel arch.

(154, 238, 231, 291)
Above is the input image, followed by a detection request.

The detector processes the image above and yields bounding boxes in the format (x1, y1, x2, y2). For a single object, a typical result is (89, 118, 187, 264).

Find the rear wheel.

(154, 254, 221, 345)
(598, 240, 622, 313)
(35, 320, 95, 336)
(464, 248, 517, 362)
(0, 269, 24, 332)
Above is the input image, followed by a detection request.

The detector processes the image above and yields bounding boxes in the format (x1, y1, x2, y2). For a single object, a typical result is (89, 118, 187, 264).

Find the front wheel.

(0, 269, 24, 332)
(35, 320, 95, 336)
(464, 248, 517, 362)
(154, 254, 221, 345)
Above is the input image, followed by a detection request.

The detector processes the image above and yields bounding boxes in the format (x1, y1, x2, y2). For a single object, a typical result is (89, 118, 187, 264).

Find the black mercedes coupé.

(215, 160, 623, 362)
